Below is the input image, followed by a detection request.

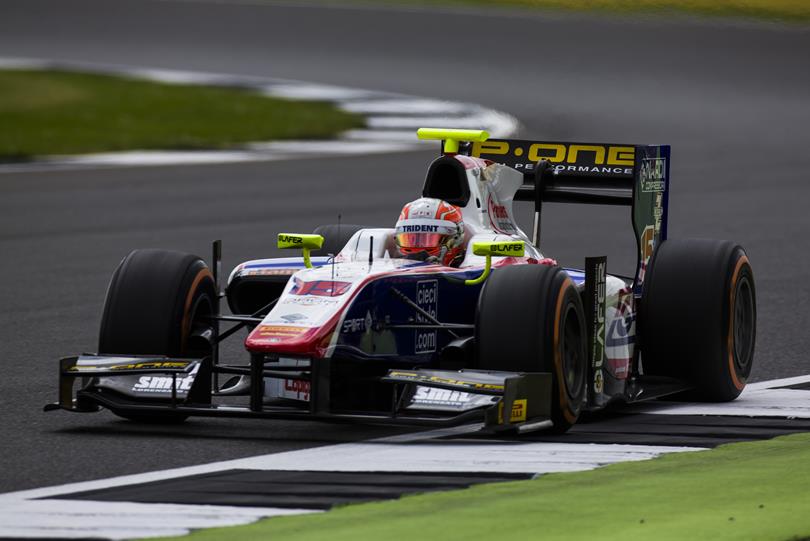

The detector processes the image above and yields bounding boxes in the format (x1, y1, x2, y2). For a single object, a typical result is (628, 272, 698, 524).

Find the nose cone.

(245, 324, 336, 357)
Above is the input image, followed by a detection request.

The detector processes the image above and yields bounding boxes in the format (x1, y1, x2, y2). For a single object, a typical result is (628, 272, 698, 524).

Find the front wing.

(45, 354, 554, 433)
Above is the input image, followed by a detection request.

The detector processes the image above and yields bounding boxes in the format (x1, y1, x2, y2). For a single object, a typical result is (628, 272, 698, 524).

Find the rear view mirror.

(277, 233, 324, 268)
(466, 240, 525, 285)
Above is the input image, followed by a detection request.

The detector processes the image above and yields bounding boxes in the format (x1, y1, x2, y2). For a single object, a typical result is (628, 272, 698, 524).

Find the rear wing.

(470, 138, 671, 291)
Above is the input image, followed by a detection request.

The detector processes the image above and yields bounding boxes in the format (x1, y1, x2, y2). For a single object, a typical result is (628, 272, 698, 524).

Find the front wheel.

(98, 249, 216, 422)
(476, 264, 588, 433)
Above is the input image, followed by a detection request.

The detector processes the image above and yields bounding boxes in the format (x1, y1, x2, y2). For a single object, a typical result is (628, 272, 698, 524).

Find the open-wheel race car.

(46, 128, 757, 434)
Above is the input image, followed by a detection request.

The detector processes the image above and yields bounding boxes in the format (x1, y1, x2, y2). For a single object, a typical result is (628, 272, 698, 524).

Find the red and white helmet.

(395, 198, 465, 266)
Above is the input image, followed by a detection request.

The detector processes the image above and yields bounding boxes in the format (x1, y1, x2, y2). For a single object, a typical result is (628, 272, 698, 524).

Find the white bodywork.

(228, 156, 635, 402)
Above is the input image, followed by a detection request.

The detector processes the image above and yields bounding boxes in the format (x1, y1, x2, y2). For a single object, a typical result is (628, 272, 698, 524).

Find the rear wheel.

(476, 264, 588, 433)
(99, 249, 216, 422)
(640, 239, 756, 401)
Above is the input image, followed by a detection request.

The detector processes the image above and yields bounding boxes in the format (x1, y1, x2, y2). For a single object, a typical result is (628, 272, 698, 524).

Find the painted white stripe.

(0, 528, 189, 540)
(49, 150, 279, 167)
(245, 140, 421, 154)
(223, 441, 704, 475)
(0, 142, 423, 173)
(0, 57, 51, 69)
(0, 501, 312, 540)
(746, 374, 810, 391)
(631, 386, 810, 418)
(342, 129, 432, 142)
(260, 83, 387, 101)
(341, 99, 474, 115)
(366, 110, 519, 137)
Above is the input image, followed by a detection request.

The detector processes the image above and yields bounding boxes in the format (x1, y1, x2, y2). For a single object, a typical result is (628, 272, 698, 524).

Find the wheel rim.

(186, 293, 215, 356)
(733, 276, 755, 374)
(561, 303, 585, 399)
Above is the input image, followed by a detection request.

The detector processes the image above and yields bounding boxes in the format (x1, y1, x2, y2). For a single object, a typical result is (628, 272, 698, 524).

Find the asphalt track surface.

(1, 0, 809, 493)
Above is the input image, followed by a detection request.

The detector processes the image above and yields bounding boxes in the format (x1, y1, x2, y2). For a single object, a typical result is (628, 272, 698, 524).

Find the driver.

(395, 197, 465, 267)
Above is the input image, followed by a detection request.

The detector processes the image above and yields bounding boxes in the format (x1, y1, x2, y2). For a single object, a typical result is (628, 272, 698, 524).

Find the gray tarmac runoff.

(0, 0, 809, 539)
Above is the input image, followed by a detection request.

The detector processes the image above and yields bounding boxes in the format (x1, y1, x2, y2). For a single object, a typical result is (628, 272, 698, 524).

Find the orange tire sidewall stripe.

(553, 277, 576, 424)
(727, 255, 748, 391)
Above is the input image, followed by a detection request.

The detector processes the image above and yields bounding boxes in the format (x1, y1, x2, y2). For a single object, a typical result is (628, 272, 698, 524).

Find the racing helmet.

(395, 198, 465, 266)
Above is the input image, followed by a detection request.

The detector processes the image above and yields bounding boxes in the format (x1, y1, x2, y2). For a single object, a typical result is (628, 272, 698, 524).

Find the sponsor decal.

(594, 370, 604, 394)
(473, 140, 635, 177)
(290, 278, 352, 297)
(70, 360, 191, 372)
(415, 280, 438, 354)
(281, 296, 341, 306)
(585, 257, 607, 400)
(654, 192, 664, 232)
(388, 371, 505, 392)
(498, 399, 528, 423)
(257, 325, 308, 337)
(400, 224, 439, 233)
(278, 234, 303, 245)
(589, 259, 606, 372)
(243, 268, 295, 276)
(489, 242, 523, 255)
(607, 358, 630, 379)
(412, 387, 474, 408)
(607, 316, 634, 347)
(640, 158, 666, 193)
(409, 206, 434, 219)
(264, 358, 311, 400)
(132, 375, 195, 393)
(491, 204, 508, 220)
(283, 379, 310, 401)
(487, 196, 517, 234)
(605, 289, 634, 380)
(640, 225, 656, 265)
(130, 363, 200, 393)
(342, 310, 373, 334)
(280, 313, 308, 323)
(553, 165, 631, 175)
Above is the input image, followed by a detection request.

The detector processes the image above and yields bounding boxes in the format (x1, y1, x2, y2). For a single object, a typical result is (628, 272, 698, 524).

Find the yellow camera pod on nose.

(277, 233, 324, 269)
(465, 240, 525, 285)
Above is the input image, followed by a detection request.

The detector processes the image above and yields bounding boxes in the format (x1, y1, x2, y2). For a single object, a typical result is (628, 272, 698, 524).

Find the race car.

(46, 128, 757, 434)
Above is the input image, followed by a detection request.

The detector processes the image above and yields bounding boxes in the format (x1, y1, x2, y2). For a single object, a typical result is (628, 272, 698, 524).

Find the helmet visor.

(396, 232, 447, 249)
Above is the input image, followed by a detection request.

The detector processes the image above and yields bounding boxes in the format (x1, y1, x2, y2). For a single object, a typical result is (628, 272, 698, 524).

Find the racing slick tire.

(98, 249, 216, 423)
(640, 239, 756, 401)
(476, 264, 588, 433)
(312, 224, 365, 256)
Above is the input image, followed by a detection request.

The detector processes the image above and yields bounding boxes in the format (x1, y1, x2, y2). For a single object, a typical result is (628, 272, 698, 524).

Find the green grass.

(379, 0, 810, 22)
(158, 432, 810, 541)
(0, 69, 364, 161)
